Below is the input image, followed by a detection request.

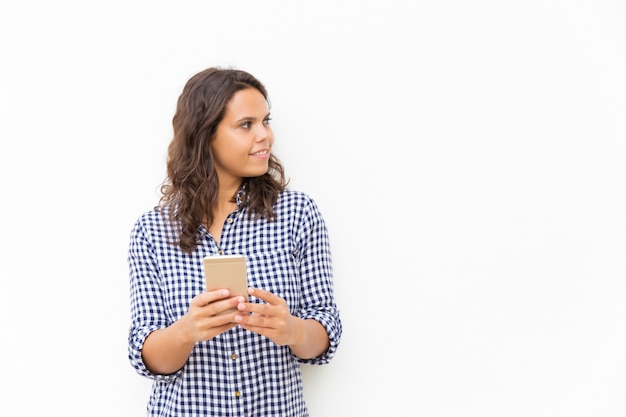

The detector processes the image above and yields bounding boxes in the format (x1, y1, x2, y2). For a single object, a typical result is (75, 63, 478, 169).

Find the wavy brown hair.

(157, 67, 288, 253)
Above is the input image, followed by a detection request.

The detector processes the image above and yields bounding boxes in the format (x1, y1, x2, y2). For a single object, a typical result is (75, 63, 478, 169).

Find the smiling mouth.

(251, 150, 269, 156)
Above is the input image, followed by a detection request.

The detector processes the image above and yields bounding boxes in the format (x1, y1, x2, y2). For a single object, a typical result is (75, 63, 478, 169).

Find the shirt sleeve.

(292, 196, 343, 365)
(127, 215, 182, 381)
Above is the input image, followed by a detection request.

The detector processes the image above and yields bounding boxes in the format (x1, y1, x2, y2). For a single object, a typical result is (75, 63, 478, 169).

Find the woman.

(127, 67, 342, 416)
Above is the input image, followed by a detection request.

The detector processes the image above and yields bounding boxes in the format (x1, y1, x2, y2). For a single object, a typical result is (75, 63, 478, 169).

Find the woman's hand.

(233, 287, 303, 346)
(142, 289, 244, 374)
(234, 288, 329, 359)
(178, 289, 245, 343)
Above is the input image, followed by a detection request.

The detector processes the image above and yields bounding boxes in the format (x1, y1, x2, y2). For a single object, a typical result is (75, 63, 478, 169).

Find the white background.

(1, 1, 625, 416)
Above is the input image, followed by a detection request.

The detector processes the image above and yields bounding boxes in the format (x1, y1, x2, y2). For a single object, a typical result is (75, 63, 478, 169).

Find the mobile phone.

(203, 254, 248, 315)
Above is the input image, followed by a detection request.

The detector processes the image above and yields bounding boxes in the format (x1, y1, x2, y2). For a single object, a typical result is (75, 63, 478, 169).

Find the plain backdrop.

(1, 1, 625, 416)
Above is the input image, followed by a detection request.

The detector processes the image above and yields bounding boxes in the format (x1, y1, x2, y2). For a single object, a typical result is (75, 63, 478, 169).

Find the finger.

(237, 297, 274, 316)
(234, 311, 272, 329)
(192, 289, 231, 307)
(247, 287, 281, 305)
(210, 295, 246, 317)
(198, 321, 238, 341)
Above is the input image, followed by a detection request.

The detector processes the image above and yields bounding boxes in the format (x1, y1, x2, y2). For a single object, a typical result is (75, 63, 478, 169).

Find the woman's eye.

(241, 121, 250, 128)
(263, 117, 272, 125)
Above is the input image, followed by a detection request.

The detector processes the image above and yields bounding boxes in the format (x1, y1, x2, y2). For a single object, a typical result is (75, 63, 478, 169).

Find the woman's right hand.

(142, 289, 244, 374)
(181, 289, 245, 342)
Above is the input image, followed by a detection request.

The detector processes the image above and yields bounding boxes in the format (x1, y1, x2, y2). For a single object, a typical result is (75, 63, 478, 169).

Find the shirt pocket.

(245, 249, 301, 311)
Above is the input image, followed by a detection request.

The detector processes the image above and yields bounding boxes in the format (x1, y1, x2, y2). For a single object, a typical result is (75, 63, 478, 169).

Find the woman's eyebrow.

(234, 112, 271, 123)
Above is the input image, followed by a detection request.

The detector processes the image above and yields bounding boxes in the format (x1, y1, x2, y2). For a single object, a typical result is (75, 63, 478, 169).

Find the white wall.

(2, 1, 625, 416)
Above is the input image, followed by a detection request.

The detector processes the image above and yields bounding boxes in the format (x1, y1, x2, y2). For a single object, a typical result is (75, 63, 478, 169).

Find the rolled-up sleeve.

(127, 217, 181, 381)
(293, 198, 342, 365)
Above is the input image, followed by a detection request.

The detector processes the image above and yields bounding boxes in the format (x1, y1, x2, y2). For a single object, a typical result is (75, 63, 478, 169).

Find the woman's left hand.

(234, 287, 303, 346)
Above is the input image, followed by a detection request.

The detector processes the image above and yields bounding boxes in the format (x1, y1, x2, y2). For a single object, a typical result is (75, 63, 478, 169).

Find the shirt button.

(231, 354, 237, 360)
(218, 249, 223, 255)
(227, 218, 233, 224)
(235, 391, 241, 397)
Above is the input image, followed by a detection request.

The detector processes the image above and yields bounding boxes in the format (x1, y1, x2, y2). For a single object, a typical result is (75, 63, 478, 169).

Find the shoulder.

(134, 206, 166, 224)
(131, 206, 174, 234)
(279, 188, 313, 201)
(275, 189, 327, 224)
(129, 206, 179, 249)
(277, 189, 320, 211)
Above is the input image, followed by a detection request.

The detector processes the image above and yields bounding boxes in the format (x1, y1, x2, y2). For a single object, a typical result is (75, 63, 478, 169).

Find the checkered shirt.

(128, 189, 342, 416)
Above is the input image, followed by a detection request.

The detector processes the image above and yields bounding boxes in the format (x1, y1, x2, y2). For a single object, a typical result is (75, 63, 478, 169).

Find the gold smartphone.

(203, 254, 248, 315)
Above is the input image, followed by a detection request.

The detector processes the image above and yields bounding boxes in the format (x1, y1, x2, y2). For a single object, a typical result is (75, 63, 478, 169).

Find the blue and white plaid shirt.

(128, 189, 342, 417)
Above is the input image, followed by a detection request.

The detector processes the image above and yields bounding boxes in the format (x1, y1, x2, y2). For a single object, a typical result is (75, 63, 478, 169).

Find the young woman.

(127, 67, 342, 416)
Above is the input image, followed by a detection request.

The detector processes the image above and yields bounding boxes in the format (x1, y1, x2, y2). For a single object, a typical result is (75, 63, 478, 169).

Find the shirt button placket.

(218, 217, 234, 256)
(231, 351, 241, 400)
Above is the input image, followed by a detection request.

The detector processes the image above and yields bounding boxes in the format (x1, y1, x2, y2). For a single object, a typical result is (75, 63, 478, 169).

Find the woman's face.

(211, 88, 274, 183)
